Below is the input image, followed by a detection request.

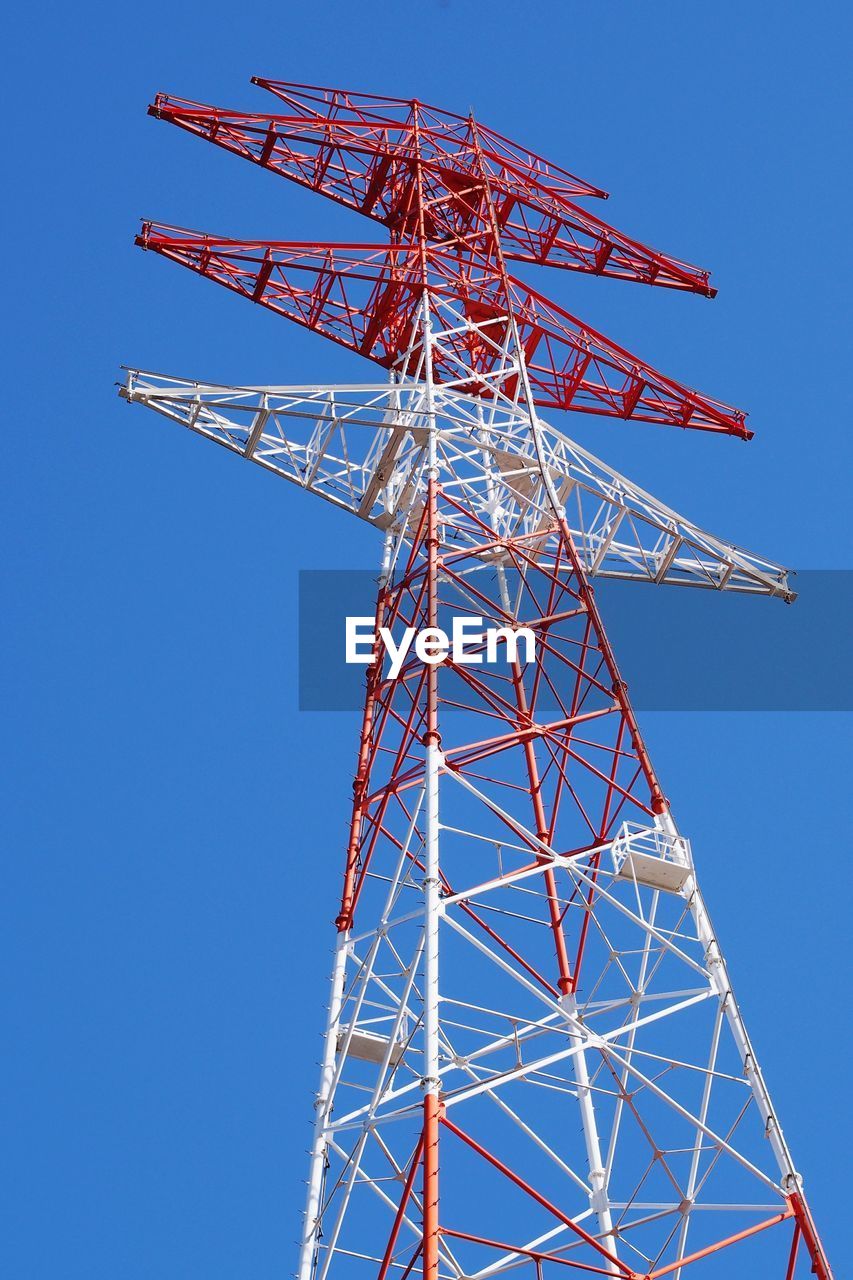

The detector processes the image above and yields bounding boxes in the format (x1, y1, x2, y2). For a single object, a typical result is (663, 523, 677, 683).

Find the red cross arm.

(135, 223, 748, 437)
(148, 91, 713, 295)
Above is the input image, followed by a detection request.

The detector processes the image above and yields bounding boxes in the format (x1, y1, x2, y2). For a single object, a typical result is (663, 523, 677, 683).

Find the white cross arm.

(119, 370, 793, 600)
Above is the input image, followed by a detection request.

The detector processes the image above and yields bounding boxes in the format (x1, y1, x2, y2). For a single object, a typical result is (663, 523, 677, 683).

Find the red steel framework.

(123, 78, 832, 1280)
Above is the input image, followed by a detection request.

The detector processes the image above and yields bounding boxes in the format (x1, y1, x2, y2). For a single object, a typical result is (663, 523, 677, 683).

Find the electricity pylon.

(121, 80, 832, 1279)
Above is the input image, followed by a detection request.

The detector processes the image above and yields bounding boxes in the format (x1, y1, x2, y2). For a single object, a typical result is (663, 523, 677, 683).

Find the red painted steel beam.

(789, 1191, 834, 1280)
(645, 1206, 794, 1277)
(377, 1134, 424, 1280)
(441, 1228, 626, 1276)
(441, 1115, 634, 1275)
(135, 224, 749, 437)
(422, 1094, 440, 1280)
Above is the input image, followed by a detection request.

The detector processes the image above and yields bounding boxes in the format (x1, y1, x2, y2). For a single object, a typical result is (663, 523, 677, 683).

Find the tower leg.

(297, 935, 348, 1280)
(421, 471, 442, 1280)
(421, 737, 442, 1280)
(562, 993, 618, 1271)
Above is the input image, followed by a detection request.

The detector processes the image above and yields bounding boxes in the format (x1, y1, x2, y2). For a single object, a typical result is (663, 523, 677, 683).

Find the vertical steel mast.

(122, 79, 833, 1279)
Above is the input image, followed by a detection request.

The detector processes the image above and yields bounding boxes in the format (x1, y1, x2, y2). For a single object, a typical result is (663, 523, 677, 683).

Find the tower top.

(141, 78, 747, 436)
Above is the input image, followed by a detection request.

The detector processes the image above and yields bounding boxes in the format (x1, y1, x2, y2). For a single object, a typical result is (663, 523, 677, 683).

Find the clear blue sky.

(2, 1, 850, 1274)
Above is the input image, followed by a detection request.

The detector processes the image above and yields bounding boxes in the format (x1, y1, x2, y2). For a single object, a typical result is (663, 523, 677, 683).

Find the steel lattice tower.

(121, 80, 833, 1279)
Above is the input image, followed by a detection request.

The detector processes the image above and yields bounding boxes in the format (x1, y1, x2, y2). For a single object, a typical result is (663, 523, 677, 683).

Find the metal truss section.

(284, 492, 822, 1280)
(251, 77, 611, 204)
(150, 87, 714, 294)
(137, 76, 746, 437)
(136, 227, 745, 437)
(120, 371, 792, 599)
